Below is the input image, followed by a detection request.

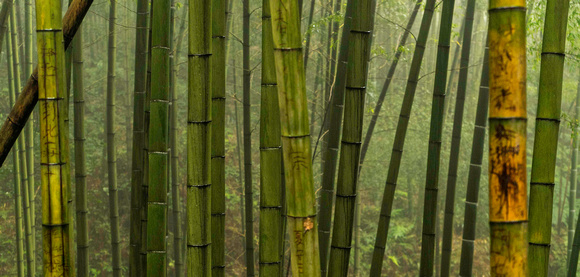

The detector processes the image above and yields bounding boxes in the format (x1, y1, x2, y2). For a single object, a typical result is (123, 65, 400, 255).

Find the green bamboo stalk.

(129, 0, 149, 273)
(302, 0, 316, 70)
(211, 0, 227, 274)
(106, 0, 122, 274)
(0, 0, 13, 55)
(440, 0, 476, 274)
(369, 0, 436, 273)
(488, 0, 528, 273)
(9, 10, 34, 276)
(259, 0, 282, 274)
(147, 0, 171, 273)
(270, 0, 321, 275)
(358, 0, 421, 173)
(458, 38, 489, 277)
(73, 22, 89, 277)
(528, 0, 569, 274)
(34, 0, 74, 271)
(568, 81, 580, 277)
(318, 0, 355, 272)
(23, 0, 35, 265)
(242, 0, 255, 273)
(569, 81, 580, 269)
(418, 0, 456, 273)
(187, 0, 212, 274)
(327, 0, 375, 274)
(7, 21, 24, 277)
(168, 0, 183, 274)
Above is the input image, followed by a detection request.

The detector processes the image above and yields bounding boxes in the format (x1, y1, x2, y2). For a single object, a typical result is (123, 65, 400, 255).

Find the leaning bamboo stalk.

(187, 0, 212, 274)
(418, 0, 456, 273)
(259, 0, 282, 274)
(7, 21, 25, 277)
(270, 0, 321, 275)
(528, 0, 569, 274)
(568, 80, 580, 269)
(369, 0, 437, 273)
(458, 37, 489, 277)
(0, 0, 95, 167)
(440, 0, 476, 274)
(488, 0, 528, 273)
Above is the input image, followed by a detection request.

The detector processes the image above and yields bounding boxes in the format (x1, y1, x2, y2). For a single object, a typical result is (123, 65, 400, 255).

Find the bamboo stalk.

(106, 0, 122, 274)
(187, 0, 212, 273)
(270, 0, 321, 275)
(488, 0, 528, 273)
(458, 37, 489, 277)
(7, 20, 24, 277)
(369, 0, 436, 273)
(129, 0, 149, 273)
(259, 0, 282, 274)
(327, 0, 376, 274)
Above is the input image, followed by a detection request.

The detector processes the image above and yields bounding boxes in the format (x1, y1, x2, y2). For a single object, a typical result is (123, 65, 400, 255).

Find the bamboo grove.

(5, 0, 580, 275)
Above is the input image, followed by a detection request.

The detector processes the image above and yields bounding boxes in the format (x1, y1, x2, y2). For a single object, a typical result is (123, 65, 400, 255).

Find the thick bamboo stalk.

(211, 0, 226, 274)
(73, 23, 89, 277)
(9, 11, 34, 277)
(7, 21, 24, 277)
(242, 0, 255, 274)
(458, 38, 489, 277)
(270, 0, 321, 275)
(259, 0, 282, 274)
(147, 0, 171, 273)
(34, 0, 74, 272)
(369, 0, 436, 274)
(187, 0, 212, 274)
(440, 0, 476, 274)
(327, 0, 375, 274)
(488, 0, 528, 274)
(106, 0, 122, 274)
(318, 0, 355, 272)
(418, 0, 456, 273)
(129, 0, 149, 273)
(0, 0, 95, 167)
(358, 0, 421, 173)
(528, 0, 569, 274)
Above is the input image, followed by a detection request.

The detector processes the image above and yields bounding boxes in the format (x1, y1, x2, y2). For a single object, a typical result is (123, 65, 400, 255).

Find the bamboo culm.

(369, 0, 436, 273)
(458, 38, 489, 277)
(439, 0, 476, 274)
(488, 0, 528, 273)
(259, 0, 283, 274)
(270, 0, 322, 275)
(187, 0, 212, 274)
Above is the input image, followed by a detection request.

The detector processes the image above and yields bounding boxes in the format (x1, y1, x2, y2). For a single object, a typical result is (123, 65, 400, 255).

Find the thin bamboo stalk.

(106, 0, 122, 274)
(458, 37, 489, 277)
(7, 21, 24, 277)
(369, 0, 436, 273)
